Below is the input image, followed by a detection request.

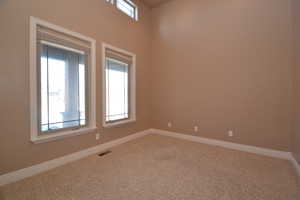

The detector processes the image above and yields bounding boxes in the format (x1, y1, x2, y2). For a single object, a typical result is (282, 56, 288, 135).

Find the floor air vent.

(98, 150, 112, 157)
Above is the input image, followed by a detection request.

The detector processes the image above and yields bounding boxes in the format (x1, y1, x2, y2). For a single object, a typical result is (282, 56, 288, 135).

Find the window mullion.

(46, 46, 50, 131)
(123, 65, 126, 118)
(77, 54, 80, 126)
(107, 59, 110, 121)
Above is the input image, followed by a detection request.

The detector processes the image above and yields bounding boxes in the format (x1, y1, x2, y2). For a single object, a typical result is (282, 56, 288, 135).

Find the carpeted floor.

(0, 134, 299, 200)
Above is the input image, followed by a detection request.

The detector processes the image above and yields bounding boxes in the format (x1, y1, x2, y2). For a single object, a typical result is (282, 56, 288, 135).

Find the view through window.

(39, 43, 87, 132)
(105, 58, 129, 122)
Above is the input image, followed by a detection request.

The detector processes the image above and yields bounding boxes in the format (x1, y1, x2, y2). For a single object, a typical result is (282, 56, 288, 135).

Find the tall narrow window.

(30, 17, 96, 143)
(106, 58, 129, 122)
(102, 43, 136, 127)
(39, 43, 87, 132)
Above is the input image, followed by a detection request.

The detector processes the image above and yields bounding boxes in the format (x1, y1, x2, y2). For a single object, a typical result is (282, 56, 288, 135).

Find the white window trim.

(105, 0, 138, 21)
(116, 0, 138, 21)
(102, 43, 136, 128)
(29, 16, 97, 144)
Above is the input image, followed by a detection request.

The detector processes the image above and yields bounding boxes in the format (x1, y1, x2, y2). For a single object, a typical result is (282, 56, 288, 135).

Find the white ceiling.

(142, 0, 171, 8)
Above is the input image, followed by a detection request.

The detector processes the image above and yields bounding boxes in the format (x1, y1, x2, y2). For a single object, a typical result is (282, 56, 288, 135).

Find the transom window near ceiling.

(105, 0, 138, 20)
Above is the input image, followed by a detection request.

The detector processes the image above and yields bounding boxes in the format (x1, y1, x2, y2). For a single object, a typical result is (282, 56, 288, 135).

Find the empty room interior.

(1, 0, 300, 199)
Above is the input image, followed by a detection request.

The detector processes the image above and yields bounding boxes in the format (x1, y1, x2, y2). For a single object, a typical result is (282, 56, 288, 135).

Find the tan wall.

(151, 0, 294, 151)
(291, 0, 300, 163)
(0, 0, 151, 175)
(0, 0, 298, 175)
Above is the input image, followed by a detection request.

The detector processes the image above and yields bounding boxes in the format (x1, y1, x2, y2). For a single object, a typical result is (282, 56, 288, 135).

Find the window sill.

(103, 118, 136, 128)
(31, 127, 98, 144)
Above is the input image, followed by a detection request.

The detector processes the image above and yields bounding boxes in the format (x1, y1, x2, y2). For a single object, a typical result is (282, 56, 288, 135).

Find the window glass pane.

(106, 58, 129, 122)
(79, 61, 86, 125)
(40, 44, 86, 132)
(47, 47, 67, 126)
(116, 0, 136, 19)
(41, 47, 48, 128)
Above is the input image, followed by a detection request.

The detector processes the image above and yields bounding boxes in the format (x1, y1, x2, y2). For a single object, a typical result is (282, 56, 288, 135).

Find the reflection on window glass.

(105, 58, 129, 122)
(40, 44, 86, 132)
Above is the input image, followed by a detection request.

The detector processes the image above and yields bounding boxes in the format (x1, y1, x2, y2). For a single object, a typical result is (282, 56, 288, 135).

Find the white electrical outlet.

(194, 126, 198, 132)
(168, 122, 172, 128)
(96, 133, 100, 140)
(228, 130, 234, 137)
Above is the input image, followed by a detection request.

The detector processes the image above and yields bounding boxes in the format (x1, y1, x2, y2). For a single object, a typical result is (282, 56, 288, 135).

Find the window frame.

(116, 0, 138, 20)
(105, 0, 138, 21)
(102, 43, 136, 128)
(37, 41, 89, 135)
(30, 16, 97, 144)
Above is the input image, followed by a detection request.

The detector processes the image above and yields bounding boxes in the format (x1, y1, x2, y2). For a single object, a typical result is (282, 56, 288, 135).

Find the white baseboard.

(149, 129, 300, 176)
(0, 129, 150, 186)
(1, 128, 299, 187)
(289, 153, 300, 177)
(149, 129, 291, 160)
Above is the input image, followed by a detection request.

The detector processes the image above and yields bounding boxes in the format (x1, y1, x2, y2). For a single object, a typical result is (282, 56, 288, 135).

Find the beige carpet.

(0, 134, 299, 200)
